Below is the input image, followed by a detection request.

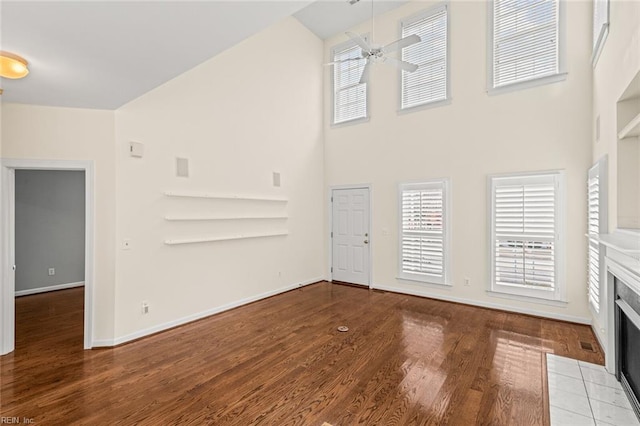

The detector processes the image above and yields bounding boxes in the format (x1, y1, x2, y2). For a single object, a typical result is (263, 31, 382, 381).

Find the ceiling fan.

(326, 0, 422, 84)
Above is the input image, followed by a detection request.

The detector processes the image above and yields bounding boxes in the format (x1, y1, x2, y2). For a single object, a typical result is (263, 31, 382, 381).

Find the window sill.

(592, 25, 609, 67)
(331, 115, 370, 128)
(486, 290, 568, 307)
(488, 72, 568, 96)
(398, 98, 452, 115)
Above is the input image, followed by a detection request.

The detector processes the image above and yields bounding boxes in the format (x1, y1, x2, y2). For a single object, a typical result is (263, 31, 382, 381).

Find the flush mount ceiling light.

(0, 51, 29, 79)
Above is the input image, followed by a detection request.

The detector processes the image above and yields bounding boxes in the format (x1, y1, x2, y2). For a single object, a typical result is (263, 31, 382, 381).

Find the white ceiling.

(294, 0, 408, 41)
(0, 0, 406, 110)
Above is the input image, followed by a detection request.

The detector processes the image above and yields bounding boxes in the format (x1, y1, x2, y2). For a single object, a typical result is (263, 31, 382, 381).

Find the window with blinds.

(588, 158, 607, 315)
(490, 172, 564, 300)
(400, 5, 448, 110)
(491, 0, 560, 89)
(332, 40, 367, 124)
(398, 180, 450, 285)
(592, 0, 609, 64)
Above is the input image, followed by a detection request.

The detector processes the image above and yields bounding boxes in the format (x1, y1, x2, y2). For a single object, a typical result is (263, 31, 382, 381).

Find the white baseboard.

(92, 277, 323, 348)
(15, 281, 84, 297)
(590, 316, 607, 353)
(372, 283, 591, 325)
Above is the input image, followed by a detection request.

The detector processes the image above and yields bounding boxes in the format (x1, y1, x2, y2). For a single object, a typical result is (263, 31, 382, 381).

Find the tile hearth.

(547, 353, 640, 425)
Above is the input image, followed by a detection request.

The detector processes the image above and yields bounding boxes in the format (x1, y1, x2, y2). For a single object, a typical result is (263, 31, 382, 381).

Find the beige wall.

(592, 0, 640, 231)
(591, 0, 640, 340)
(324, 0, 594, 321)
(113, 17, 324, 340)
(618, 138, 640, 229)
(1, 103, 117, 341)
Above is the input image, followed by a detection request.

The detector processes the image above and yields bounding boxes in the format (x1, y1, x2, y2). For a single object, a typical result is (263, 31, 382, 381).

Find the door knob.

(364, 240, 369, 244)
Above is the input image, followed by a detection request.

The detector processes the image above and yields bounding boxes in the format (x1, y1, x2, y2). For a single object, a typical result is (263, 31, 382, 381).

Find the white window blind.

(592, 0, 609, 63)
(588, 158, 607, 315)
(490, 172, 564, 300)
(332, 41, 367, 124)
(492, 0, 560, 89)
(399, 180, 449, 285)
(401, 5, 448, 109)
(588, 172, 600, 311)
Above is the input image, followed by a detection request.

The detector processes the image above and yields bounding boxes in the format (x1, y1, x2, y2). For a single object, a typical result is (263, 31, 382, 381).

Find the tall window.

(332, 39, 367, 125)
(490, 0, 562, 90)
(588, 158, 607, 315)
(592, 0, 609, 64)
(490, 172, 565, 301)
(400, 4, 448, 110)
(399, 180, 450, 285)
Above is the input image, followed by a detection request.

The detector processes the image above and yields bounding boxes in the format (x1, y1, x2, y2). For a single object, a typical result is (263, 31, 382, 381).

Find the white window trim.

(397, 2, 451, 113)
(587, 156, 608, 321)
(486, 0, 567, 95)
(330, 35, 370, 127)
(487, 170, 566, 302)
(397, 178, 452, 286)
(592, 0, 610, 66)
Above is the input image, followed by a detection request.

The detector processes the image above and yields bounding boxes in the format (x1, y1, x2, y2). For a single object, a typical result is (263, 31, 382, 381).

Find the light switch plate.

(273, 172, 281, 187)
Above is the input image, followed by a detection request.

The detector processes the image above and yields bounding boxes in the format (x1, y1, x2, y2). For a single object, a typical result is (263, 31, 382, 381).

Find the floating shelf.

(165, 215, 288, 221)
(618, 112, 640, 139)
(164, 231, 288, 245)
(164, 191, 288, 202)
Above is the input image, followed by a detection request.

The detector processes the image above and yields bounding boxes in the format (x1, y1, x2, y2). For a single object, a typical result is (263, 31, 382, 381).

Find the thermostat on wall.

(129, 141, 144, 158)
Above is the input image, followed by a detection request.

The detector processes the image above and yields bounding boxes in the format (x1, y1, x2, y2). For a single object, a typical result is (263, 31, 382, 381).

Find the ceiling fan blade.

(346, 31, 372, 52)
(384, 56, 419, 73)
(359, 61, 371, 84)
(323, 58, 364, 66)
(382, 34, 422, 54)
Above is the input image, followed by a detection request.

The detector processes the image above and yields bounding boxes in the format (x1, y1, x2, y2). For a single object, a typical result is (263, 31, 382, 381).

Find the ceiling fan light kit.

(0, 51, 29, 79)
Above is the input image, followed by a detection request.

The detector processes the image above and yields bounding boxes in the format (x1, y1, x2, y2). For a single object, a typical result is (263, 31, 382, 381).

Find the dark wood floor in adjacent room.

(1, 282, 603, 425)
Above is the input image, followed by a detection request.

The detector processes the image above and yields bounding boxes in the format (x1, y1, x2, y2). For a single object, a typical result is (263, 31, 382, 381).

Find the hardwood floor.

(1, 283, 603, 425)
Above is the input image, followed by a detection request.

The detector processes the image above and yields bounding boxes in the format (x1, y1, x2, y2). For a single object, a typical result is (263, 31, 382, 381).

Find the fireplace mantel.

(597, 230, 640, 258)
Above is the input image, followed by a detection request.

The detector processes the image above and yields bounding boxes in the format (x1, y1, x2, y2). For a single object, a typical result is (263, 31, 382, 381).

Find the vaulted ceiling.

(0, 0, 406, 110)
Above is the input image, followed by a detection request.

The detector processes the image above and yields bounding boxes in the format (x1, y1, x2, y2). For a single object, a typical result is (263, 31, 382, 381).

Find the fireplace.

(598, 230, 640, 422)
(615, 277, 640, 420)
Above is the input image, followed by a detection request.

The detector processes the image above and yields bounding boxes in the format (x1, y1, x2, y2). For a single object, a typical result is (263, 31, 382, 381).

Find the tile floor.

(547, 353, 640, 425)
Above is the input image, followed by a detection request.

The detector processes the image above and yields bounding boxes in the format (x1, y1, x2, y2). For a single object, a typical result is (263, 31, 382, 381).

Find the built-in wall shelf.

(165, 231, 288, 245)
(165, 215, 288, 221)
(164, 191, 288, 202)
(618, 112, 640, 139)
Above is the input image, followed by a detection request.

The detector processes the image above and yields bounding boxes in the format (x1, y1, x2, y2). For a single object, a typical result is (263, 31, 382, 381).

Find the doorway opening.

(1, 159, 94, 355)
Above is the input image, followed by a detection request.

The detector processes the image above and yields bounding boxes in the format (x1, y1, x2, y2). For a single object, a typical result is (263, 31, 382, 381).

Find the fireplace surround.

(615, 276, 640, 419)
(600, 230, 640, 422)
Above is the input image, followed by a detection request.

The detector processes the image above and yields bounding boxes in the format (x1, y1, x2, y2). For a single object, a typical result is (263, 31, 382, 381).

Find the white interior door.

(332, 187, 370, 286)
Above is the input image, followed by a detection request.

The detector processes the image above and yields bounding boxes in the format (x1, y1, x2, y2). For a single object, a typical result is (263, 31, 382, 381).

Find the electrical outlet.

(48, 268, 55, 276)
(141, 301, 149, 315)
(464, 277, 471, 286)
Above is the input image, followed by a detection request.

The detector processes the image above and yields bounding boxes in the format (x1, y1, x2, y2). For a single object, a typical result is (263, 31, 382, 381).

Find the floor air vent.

(580, 341, 595, 352)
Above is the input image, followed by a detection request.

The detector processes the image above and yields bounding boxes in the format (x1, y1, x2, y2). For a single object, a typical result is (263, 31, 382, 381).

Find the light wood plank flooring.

(0, 282, 603, 425)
